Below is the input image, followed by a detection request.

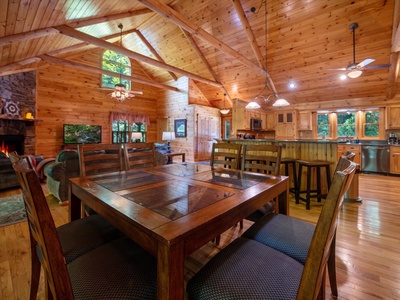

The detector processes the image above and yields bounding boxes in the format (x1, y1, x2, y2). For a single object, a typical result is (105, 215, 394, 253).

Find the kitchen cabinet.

(275, 110, 297, 139)
(261, 113, 275, 130)
(337, 144, 361, 167)
(390, 146, 400, 174)
(298, 111, 312, 130)
(233, 106, 248, 130)
(386, 106, 400, 129)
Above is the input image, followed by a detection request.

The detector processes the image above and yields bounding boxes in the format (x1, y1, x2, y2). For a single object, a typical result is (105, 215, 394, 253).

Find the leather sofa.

(44, 150, 80, 203)
(0, 152, 44, 190)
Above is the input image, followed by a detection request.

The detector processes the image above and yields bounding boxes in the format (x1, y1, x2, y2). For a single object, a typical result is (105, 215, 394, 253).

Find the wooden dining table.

(69, 162, 289, 300)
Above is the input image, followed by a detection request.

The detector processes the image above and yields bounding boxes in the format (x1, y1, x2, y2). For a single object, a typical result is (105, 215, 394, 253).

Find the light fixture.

(220, 93, 230, 115)
(340, 74, 347, 80)
(347, 69, 362, 78)
(162, 131, 175, 150)
(131, 132, 142, 142)
(110, 24, 141, 102)
(246, 0, 289, 110)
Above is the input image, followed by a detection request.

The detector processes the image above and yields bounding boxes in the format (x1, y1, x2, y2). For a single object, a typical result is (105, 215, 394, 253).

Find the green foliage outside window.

(131, 123, 147, 142)
(364, 111, 379, 137)
(317, 114, 330, 136)
(102, 50, 131, 89)
(112, 121, 147, 143)
(337, 113, 355, 136)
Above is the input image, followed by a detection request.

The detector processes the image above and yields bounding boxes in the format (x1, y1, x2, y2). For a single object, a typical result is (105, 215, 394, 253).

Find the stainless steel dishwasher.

(361, 141, 390, 174)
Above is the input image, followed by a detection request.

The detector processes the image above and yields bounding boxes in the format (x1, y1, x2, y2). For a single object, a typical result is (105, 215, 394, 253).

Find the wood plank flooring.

(1, 173, 399, 299)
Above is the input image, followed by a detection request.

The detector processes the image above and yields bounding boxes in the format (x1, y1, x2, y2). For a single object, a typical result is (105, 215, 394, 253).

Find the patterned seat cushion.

(242, 213, 315, 264)
(68, 236, 157, 299)
(187, 237, 303, 299)
(57, 214, 124, 264)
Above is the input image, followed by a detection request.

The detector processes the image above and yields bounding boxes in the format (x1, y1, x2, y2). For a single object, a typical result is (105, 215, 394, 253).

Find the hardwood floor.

(1, 174, 399, 299)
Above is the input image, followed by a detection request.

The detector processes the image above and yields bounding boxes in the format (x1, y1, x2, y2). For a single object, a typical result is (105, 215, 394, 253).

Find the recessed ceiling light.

(288, 82, 296, 89)
(340, 74, 347, 80)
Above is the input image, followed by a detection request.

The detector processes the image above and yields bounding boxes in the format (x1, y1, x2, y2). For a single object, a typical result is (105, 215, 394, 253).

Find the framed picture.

(174, 119, 187, 138)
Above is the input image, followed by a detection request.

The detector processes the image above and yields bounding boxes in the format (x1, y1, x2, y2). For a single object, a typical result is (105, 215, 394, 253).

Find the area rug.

(0, 194, 27, 227)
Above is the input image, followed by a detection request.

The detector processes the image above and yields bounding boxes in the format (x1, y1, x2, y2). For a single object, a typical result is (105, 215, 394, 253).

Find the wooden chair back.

(12, 158, 74, 299)
(241, 143, 282, 175)
(78, 144, 123, 177)
(123, 142, 156, 170)
(210, 143, 242, 170)
(297, 158, 356, 299)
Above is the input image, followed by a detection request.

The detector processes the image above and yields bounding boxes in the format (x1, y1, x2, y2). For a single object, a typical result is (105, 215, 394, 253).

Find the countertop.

(223, 139, 395, 146)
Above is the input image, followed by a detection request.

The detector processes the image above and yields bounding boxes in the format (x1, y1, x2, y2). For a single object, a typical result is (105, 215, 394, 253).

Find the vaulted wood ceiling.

(0, 0, 399, 110)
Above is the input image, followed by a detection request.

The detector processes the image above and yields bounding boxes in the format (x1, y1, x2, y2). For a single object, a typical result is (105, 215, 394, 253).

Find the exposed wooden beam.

(0, 9, 153, 47)
(190, 80, 212, 106)
(0, 29, 138, 75)
(0, 28, 60, 47)
(231, 0, 266, 70)
(38, 54, 179, 92)
(136, 0, 278, 94)
(181, 29, 233, 107)
(133, 29, 178, 81)
(54, 25, 222, 88)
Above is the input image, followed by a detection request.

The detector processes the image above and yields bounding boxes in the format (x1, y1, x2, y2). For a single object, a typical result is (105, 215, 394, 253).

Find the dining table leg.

(157, 240, 185, 300)
(69, 188, 82, 222)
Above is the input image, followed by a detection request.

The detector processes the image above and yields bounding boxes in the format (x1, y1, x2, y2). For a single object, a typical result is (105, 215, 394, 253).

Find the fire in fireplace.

(0, 135, 24, 157)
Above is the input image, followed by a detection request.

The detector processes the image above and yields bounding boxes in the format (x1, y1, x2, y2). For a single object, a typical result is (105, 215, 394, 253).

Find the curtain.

(110, 112, 150, 125)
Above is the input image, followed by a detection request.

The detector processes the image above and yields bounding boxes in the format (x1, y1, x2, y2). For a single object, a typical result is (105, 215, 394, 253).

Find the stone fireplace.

(0, 119, 35, 155)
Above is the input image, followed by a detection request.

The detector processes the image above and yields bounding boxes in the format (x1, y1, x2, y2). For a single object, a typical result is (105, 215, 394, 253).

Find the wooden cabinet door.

(386, 106, 400, 129)
(275, 110, 297, 139)
(298, 111, 312, 130)
(390, 146, 400, 174)
(337, 145, 362, 167)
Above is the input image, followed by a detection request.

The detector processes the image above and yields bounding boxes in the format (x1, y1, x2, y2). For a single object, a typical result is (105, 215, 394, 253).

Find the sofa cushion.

(57, 150, 78, 162)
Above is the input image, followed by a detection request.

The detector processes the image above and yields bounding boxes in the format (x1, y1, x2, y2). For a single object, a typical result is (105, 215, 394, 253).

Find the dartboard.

(4, 100, 20, 117)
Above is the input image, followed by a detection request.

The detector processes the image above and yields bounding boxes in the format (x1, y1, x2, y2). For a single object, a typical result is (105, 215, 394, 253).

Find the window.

(337, 112, 356, 137)
(102, 50, 131, 89)
(111, 120, 147, 144)
(317, 114, 330, 136)
(364, 111, 379, 137)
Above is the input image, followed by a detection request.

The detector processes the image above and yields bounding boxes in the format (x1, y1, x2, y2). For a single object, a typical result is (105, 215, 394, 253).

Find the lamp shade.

(272, 98, 290, 107)
(220, 109, 230, 115)
(347, 69, 362, 78)
(131, 132, 142, 141)
(245, 101, 261, 109)
(162, 131, 175, 141)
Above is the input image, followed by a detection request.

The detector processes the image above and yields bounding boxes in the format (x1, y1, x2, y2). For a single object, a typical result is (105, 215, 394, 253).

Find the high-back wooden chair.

(187, 159, 357, 300)
(123, 142, 156, 170)
(12, 157, 157, 300)
(210, 142, 242, 170)
(241, 143, 282, 175)
(78, 144, 123, 176)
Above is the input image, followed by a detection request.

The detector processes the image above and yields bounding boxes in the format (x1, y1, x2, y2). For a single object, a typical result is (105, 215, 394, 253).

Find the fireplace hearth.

(0, 135, 24, 156)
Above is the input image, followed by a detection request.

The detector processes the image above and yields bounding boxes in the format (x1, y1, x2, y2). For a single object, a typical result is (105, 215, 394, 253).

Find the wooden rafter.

(0, 9, 153, 47)
(231, 0, 266, 70)
(133, 29, 178, 81)
(55, 25, 222, 88)
(181, 29, 233, 106)
(136, 0, 278, 94)
(38, 54, 179, 92)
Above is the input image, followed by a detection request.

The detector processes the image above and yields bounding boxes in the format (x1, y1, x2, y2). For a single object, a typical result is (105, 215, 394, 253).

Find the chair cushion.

(242, 213, 315, 264)
(57, 214, 124, 264)
(187, 237, 303, 299)
(68, 236, 157, 299)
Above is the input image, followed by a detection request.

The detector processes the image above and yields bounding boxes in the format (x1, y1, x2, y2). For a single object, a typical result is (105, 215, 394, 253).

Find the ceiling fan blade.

(127, 90, 143, 94)
(357, 58, 375, 68)
(366, 64, 391, 69)
(328, 68, 347, 71)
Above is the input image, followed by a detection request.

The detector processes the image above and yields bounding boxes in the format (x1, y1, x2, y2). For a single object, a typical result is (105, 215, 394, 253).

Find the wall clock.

(4, 100, 20, 117)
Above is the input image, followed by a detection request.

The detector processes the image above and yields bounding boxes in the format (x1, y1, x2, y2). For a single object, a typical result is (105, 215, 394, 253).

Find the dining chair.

(12, 156, 157, 299)
(9, 153, 126, 300)
(241, 143, 282, 217)
(187, 159, 357, 300)
(210, 142, 242, 170)
(77, 143, 124, 176)
(241, 154, 356, 298)
(123, 142, 156, 170)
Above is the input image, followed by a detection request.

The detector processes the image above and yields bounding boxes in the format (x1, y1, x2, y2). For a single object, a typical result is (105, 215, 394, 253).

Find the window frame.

(111, 120, 147, 144)
(101, 50, 131, 90)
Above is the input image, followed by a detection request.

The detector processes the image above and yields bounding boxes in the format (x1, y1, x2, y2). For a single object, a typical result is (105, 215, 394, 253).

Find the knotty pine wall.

(35, 48, 160, 158)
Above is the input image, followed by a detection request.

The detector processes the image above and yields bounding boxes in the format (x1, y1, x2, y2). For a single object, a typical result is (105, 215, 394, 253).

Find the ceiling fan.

(329, 23, 391, 78)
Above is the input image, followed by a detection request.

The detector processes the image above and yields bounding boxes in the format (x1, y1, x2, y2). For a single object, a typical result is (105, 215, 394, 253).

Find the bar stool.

(295, 160, 331, 210)
(280, 157, 297, 194)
